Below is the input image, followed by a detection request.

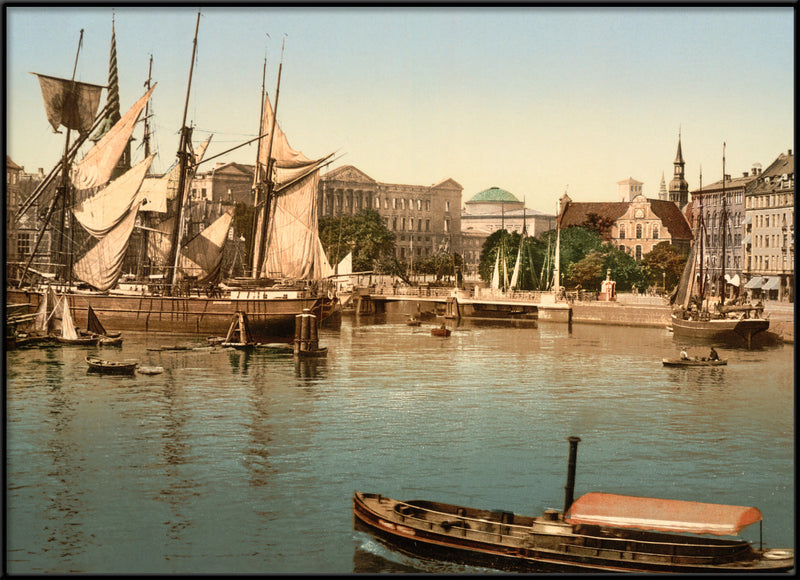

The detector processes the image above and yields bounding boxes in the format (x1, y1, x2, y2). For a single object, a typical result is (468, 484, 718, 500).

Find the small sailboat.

(87, 305, 123, 346)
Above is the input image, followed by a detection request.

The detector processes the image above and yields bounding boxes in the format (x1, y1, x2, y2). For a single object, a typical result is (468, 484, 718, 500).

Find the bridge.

(346, 285, 573, 323)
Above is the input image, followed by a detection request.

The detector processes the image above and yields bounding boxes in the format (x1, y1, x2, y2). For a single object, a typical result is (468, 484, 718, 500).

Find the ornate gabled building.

(319, 165, 463, 263)
(743, 149, 794, 301)
(558, 192, 692, 261)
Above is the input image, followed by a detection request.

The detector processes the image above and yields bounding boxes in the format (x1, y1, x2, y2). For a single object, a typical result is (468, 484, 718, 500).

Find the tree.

(319, 210, 396, 273)
(641, 241, 686, 292)
(582, 212, 615, 239)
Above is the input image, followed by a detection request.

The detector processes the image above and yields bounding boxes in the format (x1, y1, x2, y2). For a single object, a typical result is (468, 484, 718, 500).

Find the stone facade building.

(5, 160, 53, 279)
(318, 165, 463, 264)
(689, 165, 758, 296)
(743, 149, 794, 301)
(558, 192, 693, 260)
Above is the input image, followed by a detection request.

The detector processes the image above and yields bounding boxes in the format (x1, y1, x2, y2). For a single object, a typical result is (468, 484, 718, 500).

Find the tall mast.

(167, 10, 201, 293)
(720, 143, 726, 308)
(253, 37, 285, 278)
(697, 164, 704, 299)
(554, 197, 561, 293)
(56, 28, 85, 284)
(248, 48, 268, 277)
(142, 54, 153, 160)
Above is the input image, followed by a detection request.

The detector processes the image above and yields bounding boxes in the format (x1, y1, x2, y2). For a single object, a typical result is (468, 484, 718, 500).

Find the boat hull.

(662, 358, 727, 367)
(353, 492, 793, 574)
(7, 288, 330, 341)
(670, 314, 769, 345)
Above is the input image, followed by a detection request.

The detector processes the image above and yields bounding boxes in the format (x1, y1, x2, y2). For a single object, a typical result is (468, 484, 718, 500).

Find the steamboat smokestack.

(563, 436, 581, 516)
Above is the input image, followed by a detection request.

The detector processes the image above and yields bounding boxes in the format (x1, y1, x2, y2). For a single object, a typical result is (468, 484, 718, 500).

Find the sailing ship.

(670, 146, 769, 347)
(8, 13, 338, 341)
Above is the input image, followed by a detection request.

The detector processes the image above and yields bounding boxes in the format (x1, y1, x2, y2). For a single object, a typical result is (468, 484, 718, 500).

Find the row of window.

(752, 212, 791, 228)
(751, 254, 793, 272)
(746, 190, 793, 209)
(618, 223, 659, 239)
(751, 234, 792, 249)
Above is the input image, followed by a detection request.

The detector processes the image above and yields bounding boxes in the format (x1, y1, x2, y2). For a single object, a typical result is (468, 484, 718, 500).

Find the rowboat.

(662, 358, 728, 367)
(86, 355, 138, 375)
(354, 437, 793, 574)
(431, 325, 451, 337)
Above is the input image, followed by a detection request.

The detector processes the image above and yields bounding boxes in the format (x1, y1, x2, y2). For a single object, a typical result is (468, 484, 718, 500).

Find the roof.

(565, 492, 762, 536)
(648, 199, 693, 239)
(560, 198, 692, 240)
(6, 155, 23, 171)
(559, 201, 629, 228)
(467, 187, 521, 203)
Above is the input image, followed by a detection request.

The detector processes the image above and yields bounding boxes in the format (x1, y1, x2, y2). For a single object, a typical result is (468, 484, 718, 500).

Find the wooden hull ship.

(353, 438, 793, 574)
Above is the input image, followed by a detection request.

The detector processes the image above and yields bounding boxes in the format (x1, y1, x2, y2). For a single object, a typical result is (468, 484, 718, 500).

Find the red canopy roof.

(565, 492, 762, 536)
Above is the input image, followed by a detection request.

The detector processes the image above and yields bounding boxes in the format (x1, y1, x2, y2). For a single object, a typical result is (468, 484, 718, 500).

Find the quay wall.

(570, 301, 670, 328)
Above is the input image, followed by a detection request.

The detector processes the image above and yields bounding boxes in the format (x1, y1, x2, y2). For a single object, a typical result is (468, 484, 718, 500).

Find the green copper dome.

(468, 187, 520, 203)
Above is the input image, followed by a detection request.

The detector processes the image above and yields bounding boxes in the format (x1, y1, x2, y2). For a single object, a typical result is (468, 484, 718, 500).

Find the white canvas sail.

(31, 286, 55, 334)
(177, 209, 233, 283)
(491, 252, 500, 290)
(509, 244, 522, 289)
(336, 252, 353, 276)
(58, 295, 80, 340)
(73, 202, 141, 291)
(252, 93, 332, 280)
(72, 155, 154, 238)
(70, 84, 156, 190)
(261, 169, 325, 280)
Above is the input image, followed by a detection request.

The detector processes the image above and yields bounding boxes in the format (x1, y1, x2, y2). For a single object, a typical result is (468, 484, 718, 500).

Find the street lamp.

(662, 271, 666, 294)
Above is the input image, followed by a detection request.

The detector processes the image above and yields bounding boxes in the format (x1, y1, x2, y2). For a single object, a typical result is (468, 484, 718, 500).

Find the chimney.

(743, 172, 749, 178)
(789, 149, 793, 156)
(563, 436, 582, 515)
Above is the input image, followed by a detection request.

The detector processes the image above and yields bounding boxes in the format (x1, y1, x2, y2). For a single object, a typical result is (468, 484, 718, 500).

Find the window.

(417, 219, 422, 231)
(619, 224, 626, 239)
(392, 198, 397, 209)
(635, 245, 642, 261)
(417, 199, 421, 211)
(425, 219, 430, 232)
(652, 226, 659, 239)
(636, 224, 643, 239)
(444, 218, 450, 232)
(17, 232, 32, 257)
(392, 217, 397, 230)
(445, 201, 450, 212)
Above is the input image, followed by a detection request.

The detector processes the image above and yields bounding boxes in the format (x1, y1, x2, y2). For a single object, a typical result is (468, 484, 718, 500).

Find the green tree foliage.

(641, 241, 686, 292)
(318, 209, 396, 273)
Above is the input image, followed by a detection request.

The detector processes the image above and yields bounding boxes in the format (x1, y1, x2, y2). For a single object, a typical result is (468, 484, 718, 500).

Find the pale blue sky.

(6, 6, 794, 212)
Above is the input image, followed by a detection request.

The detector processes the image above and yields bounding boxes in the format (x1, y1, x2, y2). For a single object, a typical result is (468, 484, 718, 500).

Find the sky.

(5, 6, 794, 214)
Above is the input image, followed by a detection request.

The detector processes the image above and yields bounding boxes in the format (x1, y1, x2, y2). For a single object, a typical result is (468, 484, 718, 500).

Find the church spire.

(668, 128, 688, 207)
(674, 127, 684, 164)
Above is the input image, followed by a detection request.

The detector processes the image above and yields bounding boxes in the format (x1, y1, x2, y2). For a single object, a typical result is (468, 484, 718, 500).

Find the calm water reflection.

(5, 306, 794, 573)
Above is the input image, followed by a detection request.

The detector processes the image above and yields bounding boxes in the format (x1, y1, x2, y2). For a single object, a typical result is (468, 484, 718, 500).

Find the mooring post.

(563, 436, 581, 516)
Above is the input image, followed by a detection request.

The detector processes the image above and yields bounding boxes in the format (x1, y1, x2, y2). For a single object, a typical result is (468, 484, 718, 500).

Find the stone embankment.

(570, 295, 793, 343)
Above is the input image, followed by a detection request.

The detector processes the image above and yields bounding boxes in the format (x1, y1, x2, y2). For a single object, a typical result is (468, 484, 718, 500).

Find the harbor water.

(5, 307, 794, 573)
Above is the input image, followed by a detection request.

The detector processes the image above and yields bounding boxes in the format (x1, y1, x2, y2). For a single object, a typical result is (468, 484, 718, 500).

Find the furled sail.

(73, 202, 142, 291)
(33, 73, 104, 134)
(70, 84, 156, 189)
(491, 252, 500, 290)
(72, 155, 154, 238)
(31, 286, 54, 334)
(177, 209, 233, 283)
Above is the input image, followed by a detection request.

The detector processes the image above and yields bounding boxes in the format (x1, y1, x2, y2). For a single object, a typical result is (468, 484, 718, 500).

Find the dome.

(467, 186, 520, 203)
